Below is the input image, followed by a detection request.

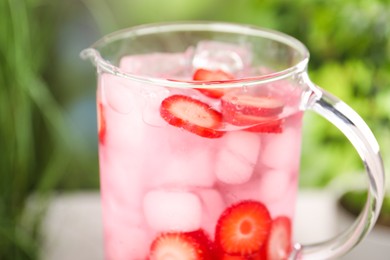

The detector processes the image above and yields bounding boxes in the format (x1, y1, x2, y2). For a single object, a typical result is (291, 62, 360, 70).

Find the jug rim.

(81, 21, 310, 88)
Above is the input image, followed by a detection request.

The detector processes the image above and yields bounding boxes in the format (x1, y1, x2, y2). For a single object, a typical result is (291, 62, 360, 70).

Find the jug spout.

(80, 48, 100, 66)
(80, 47, 119, 75)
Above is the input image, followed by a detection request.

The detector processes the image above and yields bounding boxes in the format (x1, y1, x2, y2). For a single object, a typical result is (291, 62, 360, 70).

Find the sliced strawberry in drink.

(221, 93, 285, 133)
(220, 253, 263, 260)
(193, 68, 234, 82)
(97, 102, 106, 144)
(220, 253, 246, 259)
(193, 69, 235, 99)
(215, 200, 272, 256)
(244, 120, 283, 133)
(160, 94, 225, 138)
(265, 216, 292, 260)
(149, 230, 213, 260)
(187, 229, 218, 259)
(221, 93, 284, 117)
(223, 112, 284, 134)
(195, 88, 230, 99)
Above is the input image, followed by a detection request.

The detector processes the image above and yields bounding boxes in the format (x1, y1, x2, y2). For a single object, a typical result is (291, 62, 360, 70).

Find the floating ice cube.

(149, 140, 217, 188)
(100, 91, 147, 152)
(215, 150, 254, 184)
(143, 189, 202, 232)
(215, 131, 261, 184)
(257, 169, 292, 203)
(219, 177, 263, 205)
(218, 168, 296, 215)
(100, 68, 172, 128)
(197, 188, 226, 237)
(141, 86, 171, 127)
(101, 191, 143, 227)
(192, 41, 252, 73)
(99, 73, 145, 115)
(218, 168, 291, 205)
(104, 226, 149, 260)
(119, 49, 193, 79)
(265, 177, 298, 218)
(99, 149, 145, 215)
(261, 127, 301, 170)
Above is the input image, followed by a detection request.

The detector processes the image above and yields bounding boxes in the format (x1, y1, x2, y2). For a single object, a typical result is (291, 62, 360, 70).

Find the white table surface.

(40, 190, 389, 260)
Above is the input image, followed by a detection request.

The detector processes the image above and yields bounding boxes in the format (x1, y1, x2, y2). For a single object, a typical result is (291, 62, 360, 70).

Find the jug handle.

(291, 79, 386, 260)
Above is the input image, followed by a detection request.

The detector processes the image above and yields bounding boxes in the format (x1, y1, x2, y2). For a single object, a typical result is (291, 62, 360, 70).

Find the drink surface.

(97, 41, 303, 259)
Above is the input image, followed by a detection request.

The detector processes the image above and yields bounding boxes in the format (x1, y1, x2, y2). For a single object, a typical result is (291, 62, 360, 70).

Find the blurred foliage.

(0, 0, 95, 259)
(1, 0, 389, 259)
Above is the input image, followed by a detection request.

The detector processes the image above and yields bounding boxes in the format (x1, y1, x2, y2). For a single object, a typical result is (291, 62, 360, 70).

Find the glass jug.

(81, 22, 385, 260)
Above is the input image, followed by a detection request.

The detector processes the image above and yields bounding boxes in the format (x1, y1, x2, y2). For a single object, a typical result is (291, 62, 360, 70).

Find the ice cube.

(104, 226, 149, 260)
(100, 88, 147, 152)
(141, 86, 171, 127)
(99, 148, 145, 208)
(215, 150, 254, 184)
(257, 169, 292, 203)
(101, 191, 143, 227)
(119, 49, 193, 79)
(100, 69, 172, 129)
(219, 177, 263, 206)
(148, 138, 217, 188)
(265, 177, 298, 218)
(100, 73, 145, 115)
(218, 167, 290, 203)
(192, 41, 252, 73)
(143, 189, 202, 232)
(215, 131, 261, 184)
(197, 189, 226, 237)
(219, 176, 297, 217)
(261, 127, 301, 170)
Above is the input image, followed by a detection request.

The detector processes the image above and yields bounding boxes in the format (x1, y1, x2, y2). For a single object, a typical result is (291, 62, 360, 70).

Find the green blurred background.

(1, 0, 389, 259)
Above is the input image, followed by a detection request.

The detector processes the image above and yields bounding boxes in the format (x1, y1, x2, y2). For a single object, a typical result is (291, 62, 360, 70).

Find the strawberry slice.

(149, 230, 212, 260)
(193, 69, 235, 99)
(215, 200, 272, 256)
(220, 253, 247, 259)
(220, 253, 262, 260)
(195, 88, 230, 99)
(193, 68, 234, 82)
(97, 102, 106, 144)
(265, 216, 292, 260)
(223, 112, 284, 134)
(187, 229, 217, 259)
(160, 94, 225, 138)
(221, 93, 285, 133)
(221, 93, 284, 117)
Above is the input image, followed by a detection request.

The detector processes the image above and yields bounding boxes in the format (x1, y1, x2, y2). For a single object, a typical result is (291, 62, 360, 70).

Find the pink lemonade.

(97, 41, 304, 260)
